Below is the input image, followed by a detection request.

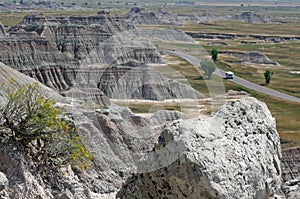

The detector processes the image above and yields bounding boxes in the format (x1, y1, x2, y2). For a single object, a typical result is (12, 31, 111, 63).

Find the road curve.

(163, 50, 300, 103)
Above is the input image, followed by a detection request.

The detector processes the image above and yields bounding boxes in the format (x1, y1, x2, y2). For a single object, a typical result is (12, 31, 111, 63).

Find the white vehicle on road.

(225, 71, 234, 79)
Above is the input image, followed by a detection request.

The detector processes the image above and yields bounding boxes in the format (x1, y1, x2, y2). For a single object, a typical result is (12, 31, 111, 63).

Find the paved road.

(164, 50, 300, 103)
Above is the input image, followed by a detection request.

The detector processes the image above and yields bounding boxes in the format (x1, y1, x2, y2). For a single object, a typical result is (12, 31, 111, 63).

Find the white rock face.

(283, 177, 300, 199)
(0, 172, 8, 191)
(117, 97, 284, 199)
(150, 110, 187, 126)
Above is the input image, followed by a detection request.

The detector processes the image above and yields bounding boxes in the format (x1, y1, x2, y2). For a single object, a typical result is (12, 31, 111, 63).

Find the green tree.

(201, 60, 216, 79)
(264, 70, 274, 84)
(211, 49, 218, 62)
(0, 80, 92, 169)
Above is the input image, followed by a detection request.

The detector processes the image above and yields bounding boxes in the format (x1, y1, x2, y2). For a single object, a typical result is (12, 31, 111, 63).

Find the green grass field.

(158, 53, 300, 148)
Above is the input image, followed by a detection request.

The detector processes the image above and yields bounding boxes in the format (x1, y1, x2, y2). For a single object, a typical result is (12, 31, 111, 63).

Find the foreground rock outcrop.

(117, 97, 284, 198)
(1, 89, 297, 198)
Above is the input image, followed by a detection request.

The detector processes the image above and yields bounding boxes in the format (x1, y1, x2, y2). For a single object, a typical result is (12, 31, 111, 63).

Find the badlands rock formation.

(0, 62, 64, 102)
(231, 12, 271, 24)
(4, 12, 147, 69)
(125, 7, 218, 25)
(220, 51, 280, 66)
(125, 8, 272, 25)
(0, 12, 203, 101)
(125, 7, 166, 25)
(117, 97, 284, 199)
(97, 65, 203, 100)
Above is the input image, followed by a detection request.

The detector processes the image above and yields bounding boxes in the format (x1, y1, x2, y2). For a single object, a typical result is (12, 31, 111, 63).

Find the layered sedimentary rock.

(61, 64, 203, 101)
(61, 87, 111, 107)
(0, 11, 183, 101)
(117, 97, 284, 199)
(4, 12, 158, 69)
(97, 65, 203, 100)
(0, 62, 64, 102)
(0, 30, 73, 70)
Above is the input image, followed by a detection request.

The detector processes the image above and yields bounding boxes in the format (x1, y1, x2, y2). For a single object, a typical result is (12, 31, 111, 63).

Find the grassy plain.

(158, 54, 300, 148)
(152, 7, 300, 147)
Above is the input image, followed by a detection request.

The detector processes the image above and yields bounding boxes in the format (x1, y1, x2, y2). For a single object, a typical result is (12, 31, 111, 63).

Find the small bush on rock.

(0, 79, 92, 169)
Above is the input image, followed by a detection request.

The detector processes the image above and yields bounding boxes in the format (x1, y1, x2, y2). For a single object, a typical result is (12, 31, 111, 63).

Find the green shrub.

(264, 70, 274, 85)
(0, 79, 92, 169)
(211, 48, 218, 62)
(201, 60, 216, 80)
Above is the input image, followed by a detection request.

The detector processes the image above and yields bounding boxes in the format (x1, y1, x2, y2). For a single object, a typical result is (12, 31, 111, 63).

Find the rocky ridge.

(125, 7, 218, 25)
(125, 8, 272, 25)
(220, 51, 280, 66)
(231, 12, 270, 24)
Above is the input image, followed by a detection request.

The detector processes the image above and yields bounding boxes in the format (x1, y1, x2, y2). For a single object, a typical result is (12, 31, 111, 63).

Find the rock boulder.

(0, 172, 8, 191)
(117, 97, 284, 199)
